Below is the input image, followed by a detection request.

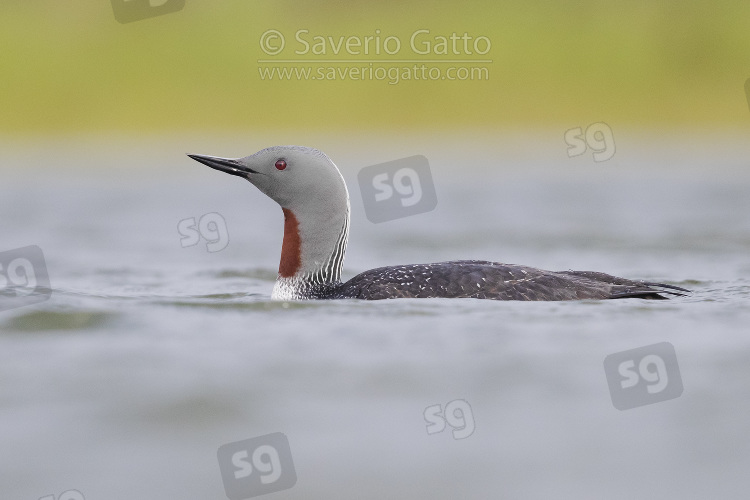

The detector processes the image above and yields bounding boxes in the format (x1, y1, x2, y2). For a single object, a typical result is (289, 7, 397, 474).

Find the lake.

(1, 132, 749, 499)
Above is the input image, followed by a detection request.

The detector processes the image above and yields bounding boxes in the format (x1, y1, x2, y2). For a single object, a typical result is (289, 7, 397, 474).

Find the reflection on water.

(1, 139, 750, 499)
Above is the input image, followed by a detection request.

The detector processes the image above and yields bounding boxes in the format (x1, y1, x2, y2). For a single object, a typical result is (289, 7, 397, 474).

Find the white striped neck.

(271, 199, 350, 300)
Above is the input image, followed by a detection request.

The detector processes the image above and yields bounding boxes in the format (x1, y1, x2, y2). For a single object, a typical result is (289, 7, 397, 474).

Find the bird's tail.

(610, 282, 692, 300)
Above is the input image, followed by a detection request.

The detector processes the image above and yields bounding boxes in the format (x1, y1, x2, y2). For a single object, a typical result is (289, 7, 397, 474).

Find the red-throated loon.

(188, 146, 690, 301)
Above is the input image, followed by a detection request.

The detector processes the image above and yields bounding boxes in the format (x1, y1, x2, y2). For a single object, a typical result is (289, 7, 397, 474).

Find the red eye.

(275, 159, 287, 170)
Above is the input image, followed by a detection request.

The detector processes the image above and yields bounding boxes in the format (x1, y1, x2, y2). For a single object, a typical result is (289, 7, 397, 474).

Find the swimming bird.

(188, 146, 690, 301)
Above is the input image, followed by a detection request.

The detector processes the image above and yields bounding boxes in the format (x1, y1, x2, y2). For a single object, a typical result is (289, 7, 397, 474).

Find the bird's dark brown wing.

(329, 260, 689, 301)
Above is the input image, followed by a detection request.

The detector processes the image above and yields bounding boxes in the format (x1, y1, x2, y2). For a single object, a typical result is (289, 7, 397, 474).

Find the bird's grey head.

(188, 145, 348, 213)
(188, 145, 350, 298)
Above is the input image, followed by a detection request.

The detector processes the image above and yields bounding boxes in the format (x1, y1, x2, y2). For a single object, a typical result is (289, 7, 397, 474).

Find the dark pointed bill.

(187, 154, 258, 178)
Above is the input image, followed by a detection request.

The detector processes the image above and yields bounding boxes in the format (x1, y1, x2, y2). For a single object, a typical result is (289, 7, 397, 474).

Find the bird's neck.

(272, 202, 350, 300)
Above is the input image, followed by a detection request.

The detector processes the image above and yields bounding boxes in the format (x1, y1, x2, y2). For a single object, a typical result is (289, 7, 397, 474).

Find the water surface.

(1, 138, 749, 499)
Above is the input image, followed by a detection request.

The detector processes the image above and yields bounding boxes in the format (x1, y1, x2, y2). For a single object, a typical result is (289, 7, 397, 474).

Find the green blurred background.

(2, 0, 749, 136)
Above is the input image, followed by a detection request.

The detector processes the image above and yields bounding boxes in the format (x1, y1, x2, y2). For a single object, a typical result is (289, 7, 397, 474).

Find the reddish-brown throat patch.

(279, 208, 302, 278)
